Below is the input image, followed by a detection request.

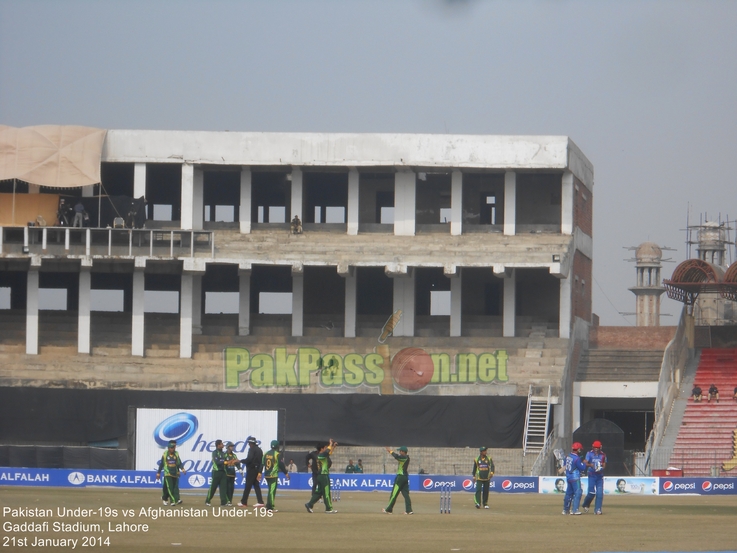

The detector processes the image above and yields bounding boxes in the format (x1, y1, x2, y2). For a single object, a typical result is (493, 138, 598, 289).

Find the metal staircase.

(523, 385, 551, 455)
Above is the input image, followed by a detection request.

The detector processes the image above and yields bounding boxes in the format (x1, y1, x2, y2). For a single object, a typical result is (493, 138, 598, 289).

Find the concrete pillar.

(343, 268, 357, 338)
(180, 273, 193, 359)
(394, 170, 416, 236)
(347, 169, 359, 235)
(192, 167, 204, 230)
(132, 267, 145, 357)
(239, 167, 252, 234)
(504, 171, 516, 236)
(181, 163, 194, 230)
(291, 268, 304, 337)
(450, 170, 463, 236)
(559, 276, 572, 339)
(392, 270, 415, 337)
(78, 265, 91, 354)
(449, 270, 462, 337)
(572, 392, 581, 432)
(561, 171, 574, 235)
(26, 268, 39, 355)
(238, 267, 251, 336)
(134, 163, 147, 199)
(553, 404, 564, 438)
(290, 168, 303, 222)
(192, 274, 202, 335)
(502, 269, 516, 337)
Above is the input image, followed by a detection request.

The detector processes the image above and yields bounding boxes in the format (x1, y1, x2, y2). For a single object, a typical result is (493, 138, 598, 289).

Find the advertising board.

(134, 409, 278, 471)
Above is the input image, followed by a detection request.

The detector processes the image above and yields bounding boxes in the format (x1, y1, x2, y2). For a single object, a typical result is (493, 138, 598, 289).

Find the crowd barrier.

(1, 468, 735, 495)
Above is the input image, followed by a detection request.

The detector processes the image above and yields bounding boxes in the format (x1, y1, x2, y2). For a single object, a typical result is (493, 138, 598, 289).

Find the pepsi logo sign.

(702, 481, 712, 492)
(462, 479, 474, 491)
(422, 478, 434, 490)
(502, 480, 513, 491)
(662, 480, 674, 492)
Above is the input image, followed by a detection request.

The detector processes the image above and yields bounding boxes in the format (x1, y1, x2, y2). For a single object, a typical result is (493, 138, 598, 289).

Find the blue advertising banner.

(0, 468, 537, 493)
(2, 468, 734, 496)
(659, 477, 737, 495)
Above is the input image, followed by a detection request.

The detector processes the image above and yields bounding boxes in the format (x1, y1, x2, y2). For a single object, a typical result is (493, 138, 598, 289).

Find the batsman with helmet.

(582, 440, 607, 515)
(563, 442, 587, 515)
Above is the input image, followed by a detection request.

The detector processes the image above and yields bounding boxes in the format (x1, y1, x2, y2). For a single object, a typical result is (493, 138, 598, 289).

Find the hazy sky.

(1, 0, 736, 325)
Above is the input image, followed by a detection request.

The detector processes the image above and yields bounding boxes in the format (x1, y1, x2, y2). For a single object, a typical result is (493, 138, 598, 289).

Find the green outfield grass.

(1, 487, 736, 552)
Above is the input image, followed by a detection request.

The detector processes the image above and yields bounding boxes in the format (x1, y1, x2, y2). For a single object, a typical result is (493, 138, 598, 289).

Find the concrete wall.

(103, 132, 594, 190)
(590, 326, 677, 349)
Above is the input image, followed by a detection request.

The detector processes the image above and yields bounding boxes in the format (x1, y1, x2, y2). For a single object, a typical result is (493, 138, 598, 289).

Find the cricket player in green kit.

(156, 440, 186, 505)
(472, 446, 495, 509)
(224, 442, 241, 505)
(263, 440, 290, 512)
(205, 439, 229, 506)
(383, 446, 413, 515)
(304, 439, 338, 514)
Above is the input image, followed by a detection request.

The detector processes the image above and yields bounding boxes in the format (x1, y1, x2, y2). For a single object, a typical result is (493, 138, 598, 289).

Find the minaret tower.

(628, 242, 666, 327)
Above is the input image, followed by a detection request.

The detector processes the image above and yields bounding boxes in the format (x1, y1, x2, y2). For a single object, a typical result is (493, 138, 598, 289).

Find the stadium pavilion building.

(0, 127, 602, 473)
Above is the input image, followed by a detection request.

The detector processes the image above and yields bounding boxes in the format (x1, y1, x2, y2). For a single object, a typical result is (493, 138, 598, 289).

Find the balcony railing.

(0, 226, 214, 259)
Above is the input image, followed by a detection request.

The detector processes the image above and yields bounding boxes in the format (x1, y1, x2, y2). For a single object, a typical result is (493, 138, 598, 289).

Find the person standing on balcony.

(73, 200, 86, 228)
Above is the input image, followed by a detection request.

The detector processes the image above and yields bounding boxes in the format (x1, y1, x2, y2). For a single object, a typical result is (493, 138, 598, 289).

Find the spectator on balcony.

(708, 384, 719, 403)
(291, 215, 303, 234)
(691, 385, 702, 402)
(73, 200, 86, 228)
(733, 386, 737, 402)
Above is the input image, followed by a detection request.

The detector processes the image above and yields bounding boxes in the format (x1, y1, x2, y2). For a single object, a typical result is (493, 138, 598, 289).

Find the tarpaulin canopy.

(0, 125, 107, 187)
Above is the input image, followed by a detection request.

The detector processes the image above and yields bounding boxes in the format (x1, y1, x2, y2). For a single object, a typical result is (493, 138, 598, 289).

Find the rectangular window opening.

(39, 289, 67, 311)
(215, 205, 235, 222)
(0, 287, 11, 309)
(380, 207, 394, 225)
(144, 290, 179, 313)
(205, 292, 239, 314)
(325, 206, 345, 223)
(153, 204, 173, 221)
(259, 292, 293, 314)
(91, 290, 124, 312)
(486, 196, 497, 224)
(430, 290, 451, 316)
(268, 206, 286, 223)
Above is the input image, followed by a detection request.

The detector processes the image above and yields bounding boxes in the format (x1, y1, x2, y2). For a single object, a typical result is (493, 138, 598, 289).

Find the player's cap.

(247, 436, 257, 444)
(271, 440, 279, 448)
(226, 442, 235, 448)
(398, 446, 408, 452)
(572, 442, 583, 451)
(168, 440, 177, 447)
(592, 440, 602, 448)
(479, 446, 488, 452)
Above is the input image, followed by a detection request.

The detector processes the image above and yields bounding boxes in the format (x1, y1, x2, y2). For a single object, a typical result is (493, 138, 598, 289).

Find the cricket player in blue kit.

(563, 442, 587, 515)
(582, 440, 607, 515)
